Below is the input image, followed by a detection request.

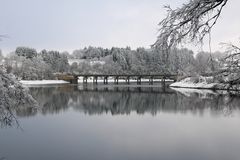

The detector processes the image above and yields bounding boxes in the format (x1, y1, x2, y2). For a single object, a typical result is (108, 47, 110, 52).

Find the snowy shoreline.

(170, 77, 240, 92)
(20, 80, 70, 85)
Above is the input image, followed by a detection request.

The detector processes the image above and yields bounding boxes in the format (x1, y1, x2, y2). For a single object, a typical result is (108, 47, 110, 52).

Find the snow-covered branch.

(154, 0, 228, 50)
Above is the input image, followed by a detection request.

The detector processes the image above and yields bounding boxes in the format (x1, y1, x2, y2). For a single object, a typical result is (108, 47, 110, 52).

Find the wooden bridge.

(56, 74, 178, 85)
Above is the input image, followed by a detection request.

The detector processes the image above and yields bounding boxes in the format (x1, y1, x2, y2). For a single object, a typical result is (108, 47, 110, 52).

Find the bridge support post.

(114, 76, 119, 84)
(126, 76, 130, 84)
(93, 76, 98, 84)
(104, 76, 108, 85)
(149, 77, 153, 85)
(114, 77, 116, 84)
(83, 76, 88, 84)
(161, 76, 166, 87)
(137, 76, 141, 85)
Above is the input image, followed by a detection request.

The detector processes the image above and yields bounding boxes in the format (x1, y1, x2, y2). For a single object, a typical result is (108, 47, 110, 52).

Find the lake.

(1, 84, 240, 160)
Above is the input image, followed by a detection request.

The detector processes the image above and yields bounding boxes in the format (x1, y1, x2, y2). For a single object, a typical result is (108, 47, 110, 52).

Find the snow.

(170, 76, 240, 93)
(0, 73, 38, 109)
(68, 59, 105, 66)
(68, 59, 85, 65)
(20, 80, 69, 85)
(170, 77, 219, 89)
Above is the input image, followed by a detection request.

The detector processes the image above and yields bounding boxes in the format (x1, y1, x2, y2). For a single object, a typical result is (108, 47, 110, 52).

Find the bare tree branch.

(153, 0, 228, 52)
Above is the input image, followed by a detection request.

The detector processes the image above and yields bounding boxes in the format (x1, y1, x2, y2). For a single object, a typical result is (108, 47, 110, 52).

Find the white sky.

(0, 0, 239, 54)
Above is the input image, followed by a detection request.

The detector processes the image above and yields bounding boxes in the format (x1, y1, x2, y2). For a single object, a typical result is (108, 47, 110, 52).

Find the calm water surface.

(1, 84, 240, 160)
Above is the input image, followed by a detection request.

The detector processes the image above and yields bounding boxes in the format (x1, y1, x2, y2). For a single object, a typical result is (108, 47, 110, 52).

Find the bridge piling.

(149, 77, 153, 85)
(83, 76, 88, 84)
(93, 76, 98, 84)
(161, 77, 166, 87)
(114, 76, 119, 84)
(137, 76, 142, 85)
(104, 76, 108, 85)
(126, 77, 130, 84)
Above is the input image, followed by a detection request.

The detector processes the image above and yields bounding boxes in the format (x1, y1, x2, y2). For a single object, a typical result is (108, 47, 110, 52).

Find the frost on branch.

(0, 67, 38, 127)
(154, 0, 228, 51)
(219, 42, 240, 86)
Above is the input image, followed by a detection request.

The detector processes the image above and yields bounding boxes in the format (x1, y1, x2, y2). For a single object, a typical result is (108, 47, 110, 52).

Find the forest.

(0, 46, 226, 80)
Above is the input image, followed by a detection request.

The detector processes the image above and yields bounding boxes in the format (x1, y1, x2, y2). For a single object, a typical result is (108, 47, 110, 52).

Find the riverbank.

(170, 77, 240, 92)
(20, 80, 70, 85)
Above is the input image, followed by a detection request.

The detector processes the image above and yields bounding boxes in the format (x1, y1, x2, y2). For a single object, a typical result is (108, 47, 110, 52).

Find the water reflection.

(0, 106, 31, 129)
(1, 85, 240, 160)
(23, 85, 240, 117)
(0, 107, 18, 128)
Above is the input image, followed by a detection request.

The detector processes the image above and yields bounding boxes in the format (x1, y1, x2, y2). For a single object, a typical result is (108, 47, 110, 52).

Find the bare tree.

(153, 0, 228, 51)
(220, 42, 240, 87)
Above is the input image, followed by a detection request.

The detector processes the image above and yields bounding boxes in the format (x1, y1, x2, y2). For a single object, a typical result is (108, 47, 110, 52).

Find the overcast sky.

(0, 0, 239, 54)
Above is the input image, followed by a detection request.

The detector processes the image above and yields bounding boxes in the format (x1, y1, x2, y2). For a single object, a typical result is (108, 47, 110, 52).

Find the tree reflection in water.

(0, 102, 37, 128)
(0, 107, 20, 129)
(25, 85, 240, 117)
(0, 104, 38, 129)
(1, 85, 240, 127)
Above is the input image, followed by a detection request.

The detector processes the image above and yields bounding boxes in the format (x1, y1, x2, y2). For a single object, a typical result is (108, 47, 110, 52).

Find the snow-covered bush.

(0, 68, 38, 127)
(0, 73, 37, 108)
(0, 66, 38, 127)
(0, 64, 38, 109)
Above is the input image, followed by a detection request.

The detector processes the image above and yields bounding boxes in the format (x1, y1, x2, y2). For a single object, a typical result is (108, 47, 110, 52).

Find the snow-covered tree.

(15, 47, 37, 59)
(152, 0, 240, 87)
(0, 65, 38, 127)
(40, 50, 69, 73)
(7, 51, 54, 80)
(154, 0, 228, 50)
(217, 42, 240, 87)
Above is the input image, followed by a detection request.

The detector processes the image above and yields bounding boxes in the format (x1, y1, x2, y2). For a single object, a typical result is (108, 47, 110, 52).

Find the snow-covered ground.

(68, 59, 105, 66)
(170, 77, 219, 89)
(170, 76, 240, 93)
(20, 80, 69, 85)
